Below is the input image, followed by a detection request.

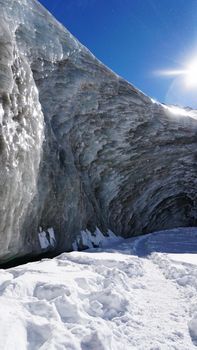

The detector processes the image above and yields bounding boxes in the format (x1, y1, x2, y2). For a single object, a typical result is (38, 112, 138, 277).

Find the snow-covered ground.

(0, 227, 197, 349)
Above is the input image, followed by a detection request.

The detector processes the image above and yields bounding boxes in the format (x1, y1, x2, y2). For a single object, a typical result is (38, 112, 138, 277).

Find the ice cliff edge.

(0, 0, 197, 263)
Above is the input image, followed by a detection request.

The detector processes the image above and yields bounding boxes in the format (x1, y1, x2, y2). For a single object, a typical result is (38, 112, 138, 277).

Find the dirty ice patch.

(72, 227, 122, 250)
(38, 227, 56, 249)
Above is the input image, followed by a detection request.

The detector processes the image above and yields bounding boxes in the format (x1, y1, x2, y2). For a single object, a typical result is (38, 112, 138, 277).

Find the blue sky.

(39, 0, 197, 108)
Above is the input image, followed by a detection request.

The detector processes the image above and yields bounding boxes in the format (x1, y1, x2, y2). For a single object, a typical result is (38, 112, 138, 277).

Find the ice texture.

(0, 0, 197, 262)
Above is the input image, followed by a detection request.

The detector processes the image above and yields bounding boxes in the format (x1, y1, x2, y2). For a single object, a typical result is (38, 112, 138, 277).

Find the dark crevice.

(0, 249, 64, 269)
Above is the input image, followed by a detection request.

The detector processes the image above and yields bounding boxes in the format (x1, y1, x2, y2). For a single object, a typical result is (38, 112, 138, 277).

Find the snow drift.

(0, 0, 197, 262)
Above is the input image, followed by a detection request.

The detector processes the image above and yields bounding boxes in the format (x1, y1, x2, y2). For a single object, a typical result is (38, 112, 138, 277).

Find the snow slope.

(0, 228, 197, 349)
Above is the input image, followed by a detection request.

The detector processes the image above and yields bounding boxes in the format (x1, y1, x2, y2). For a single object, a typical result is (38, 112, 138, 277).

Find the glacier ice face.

(0, 0, 197, 262)
(0, 9, 44, 261)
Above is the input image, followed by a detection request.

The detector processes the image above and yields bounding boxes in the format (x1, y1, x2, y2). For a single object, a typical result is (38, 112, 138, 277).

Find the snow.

(167, 254, 197, 265)
(0, 103, 4, 124)
(0, 227, 197, 349)
(150, 97, 197, 120)
(163, 104, 197, 120)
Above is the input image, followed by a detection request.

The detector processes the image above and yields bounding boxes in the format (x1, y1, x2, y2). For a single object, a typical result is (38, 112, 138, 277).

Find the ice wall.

(0, 0, 197, 262)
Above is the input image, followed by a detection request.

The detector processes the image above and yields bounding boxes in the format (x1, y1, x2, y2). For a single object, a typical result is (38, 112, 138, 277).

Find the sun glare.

(156, 57, 197, 90)
(185, 60, 197, 88)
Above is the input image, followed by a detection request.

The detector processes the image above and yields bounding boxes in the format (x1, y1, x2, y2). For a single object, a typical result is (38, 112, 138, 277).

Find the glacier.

(0, 0, 197, 262)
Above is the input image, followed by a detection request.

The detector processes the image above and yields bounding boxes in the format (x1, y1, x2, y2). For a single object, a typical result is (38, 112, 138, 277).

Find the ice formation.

(0, 0, 197, 262)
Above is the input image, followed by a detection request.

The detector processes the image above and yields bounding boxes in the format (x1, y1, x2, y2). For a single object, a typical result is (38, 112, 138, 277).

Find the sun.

(155, 57, 197, 90)
(185, 60, 197, 88)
